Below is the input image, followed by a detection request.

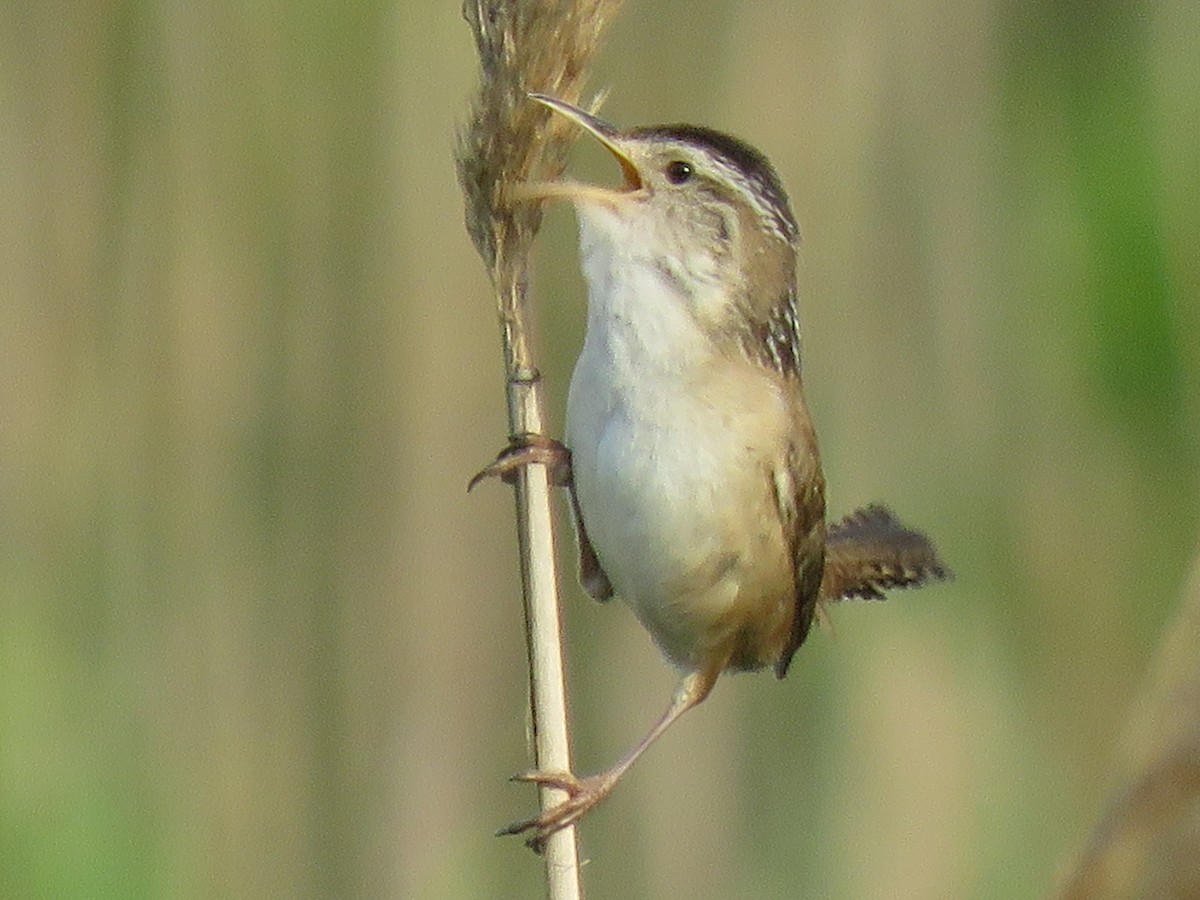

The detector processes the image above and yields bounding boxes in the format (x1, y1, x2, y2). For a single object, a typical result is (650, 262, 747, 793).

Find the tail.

(819, 504, 949, 602)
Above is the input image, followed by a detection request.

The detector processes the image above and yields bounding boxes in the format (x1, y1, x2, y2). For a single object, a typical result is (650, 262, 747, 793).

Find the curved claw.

(508, 769, 583, 793)
(498, 769, 617, 854)
(467, 433, 572, 492)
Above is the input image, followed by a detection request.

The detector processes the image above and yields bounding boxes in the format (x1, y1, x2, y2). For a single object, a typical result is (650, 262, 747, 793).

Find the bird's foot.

(497, 769, 617, 854)
(467, 433, 571, 492)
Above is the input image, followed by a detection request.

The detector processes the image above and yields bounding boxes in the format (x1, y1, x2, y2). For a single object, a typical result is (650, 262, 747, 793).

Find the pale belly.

(565, 349, 795, 673)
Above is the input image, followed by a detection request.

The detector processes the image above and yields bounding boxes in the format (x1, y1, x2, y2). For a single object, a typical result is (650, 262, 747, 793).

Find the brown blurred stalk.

(456, 1, 625, 893)
(1054, 551, 1200, 899)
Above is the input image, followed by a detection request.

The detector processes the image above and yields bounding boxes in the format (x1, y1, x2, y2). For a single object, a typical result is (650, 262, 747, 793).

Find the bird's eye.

(665, 160, 692, 184)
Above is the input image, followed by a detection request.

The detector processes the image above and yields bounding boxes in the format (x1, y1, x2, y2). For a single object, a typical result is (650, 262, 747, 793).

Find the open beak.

(515, 93, 644, 207)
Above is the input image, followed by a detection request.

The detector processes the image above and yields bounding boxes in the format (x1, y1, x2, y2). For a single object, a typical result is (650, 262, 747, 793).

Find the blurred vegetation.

(2, 1, 1197, 898)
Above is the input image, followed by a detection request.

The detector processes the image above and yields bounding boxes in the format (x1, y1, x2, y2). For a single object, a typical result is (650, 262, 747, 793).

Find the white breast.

(565, 205, 792, 671)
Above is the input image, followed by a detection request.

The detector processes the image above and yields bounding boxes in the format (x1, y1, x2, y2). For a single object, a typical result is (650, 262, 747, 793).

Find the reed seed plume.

(458, 0, 625, 365)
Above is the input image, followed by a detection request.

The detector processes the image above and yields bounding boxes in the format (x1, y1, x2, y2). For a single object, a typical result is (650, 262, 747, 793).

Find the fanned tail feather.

(819, 504, 949, 603)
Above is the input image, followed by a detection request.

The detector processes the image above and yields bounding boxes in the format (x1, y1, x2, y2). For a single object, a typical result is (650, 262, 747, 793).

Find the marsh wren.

(476, 95, 948, 851)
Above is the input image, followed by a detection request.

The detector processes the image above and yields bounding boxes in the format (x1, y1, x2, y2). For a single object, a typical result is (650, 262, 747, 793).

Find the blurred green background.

(2, 1, 1198, 898)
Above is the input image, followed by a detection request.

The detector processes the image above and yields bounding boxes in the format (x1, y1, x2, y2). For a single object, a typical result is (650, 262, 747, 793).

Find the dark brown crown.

(630, 124, 798, 244)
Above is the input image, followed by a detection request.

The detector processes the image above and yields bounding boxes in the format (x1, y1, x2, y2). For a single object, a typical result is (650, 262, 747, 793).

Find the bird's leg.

(564, 475, 612, 602)
(469, 434, 612, 601)
(499, 666, 720, 853)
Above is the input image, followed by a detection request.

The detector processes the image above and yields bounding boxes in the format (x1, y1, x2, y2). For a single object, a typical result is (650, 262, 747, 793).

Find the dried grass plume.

(457, 0, 624, 371)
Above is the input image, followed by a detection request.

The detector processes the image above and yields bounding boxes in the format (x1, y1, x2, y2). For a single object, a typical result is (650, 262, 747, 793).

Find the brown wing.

(772, 420, 827, 680)
(819, 505, 949, 602)
(737, 255, 829, 679)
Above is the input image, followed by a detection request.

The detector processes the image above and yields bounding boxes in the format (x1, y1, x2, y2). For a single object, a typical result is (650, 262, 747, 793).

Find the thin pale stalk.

(457, 4, 626, 893)
(499, 275, 581, 893)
